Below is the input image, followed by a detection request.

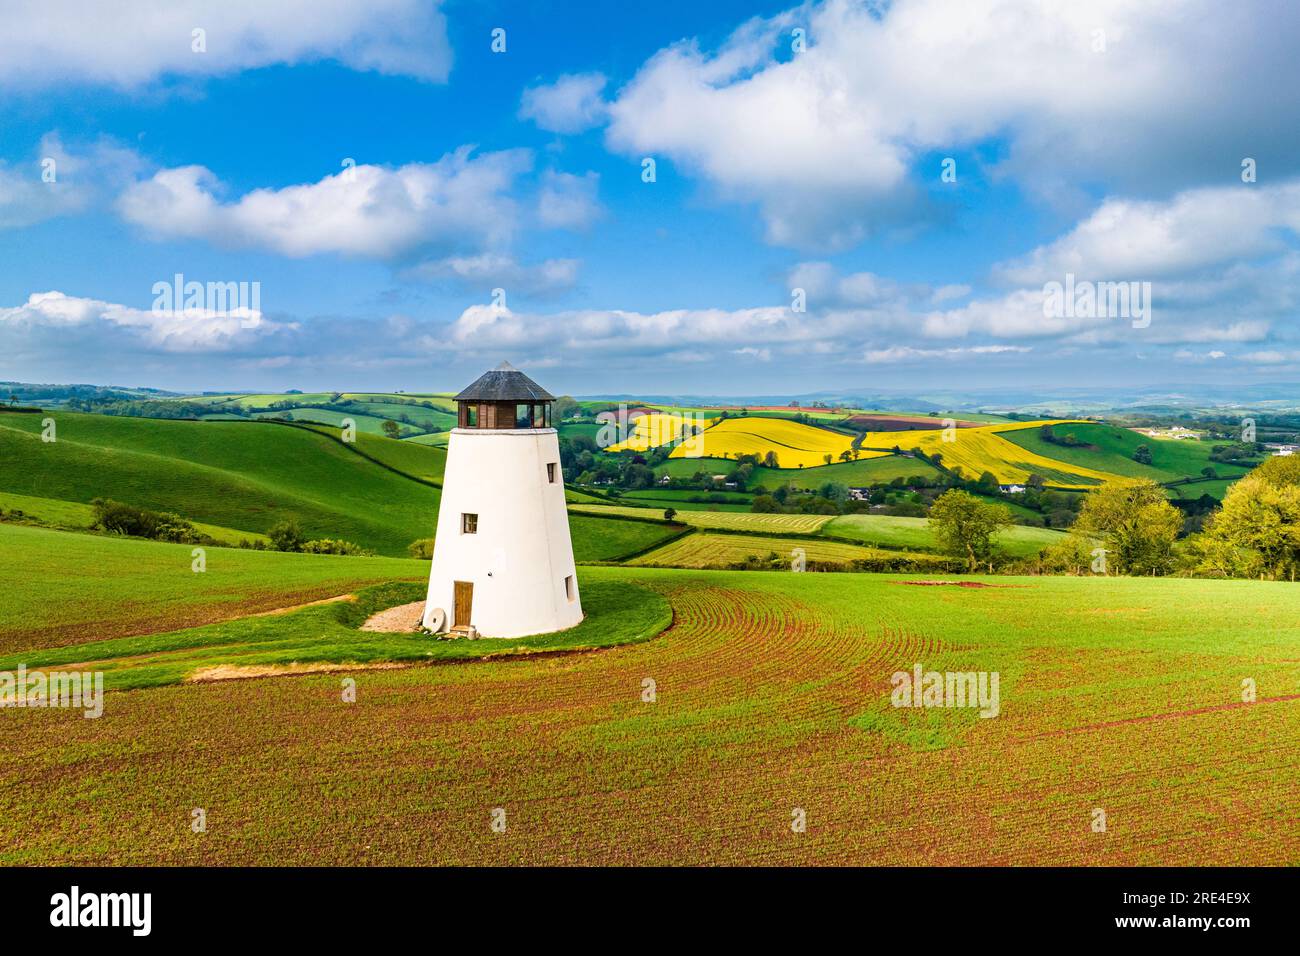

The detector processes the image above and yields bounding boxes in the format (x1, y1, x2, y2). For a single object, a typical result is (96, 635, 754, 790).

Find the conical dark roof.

(454, 361, 555, 402)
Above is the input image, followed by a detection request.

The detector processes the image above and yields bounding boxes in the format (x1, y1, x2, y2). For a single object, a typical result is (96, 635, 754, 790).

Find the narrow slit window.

(547, 462, 557, 483)
(564, 575, 575, 602)
(461, 513, 478, 534)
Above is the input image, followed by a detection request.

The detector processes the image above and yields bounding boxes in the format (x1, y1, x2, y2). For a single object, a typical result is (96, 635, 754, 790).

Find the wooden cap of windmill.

(454, 361, 556, 429)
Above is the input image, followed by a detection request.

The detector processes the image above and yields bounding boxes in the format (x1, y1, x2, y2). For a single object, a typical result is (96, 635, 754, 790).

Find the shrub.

(153, 512, 203, 543)
(92, 497, 160, 538)
(300, 538, 373, 556)
(268, 518, 306, 552)
(90, 498, 209, 544)
(407, 537, 435, 560)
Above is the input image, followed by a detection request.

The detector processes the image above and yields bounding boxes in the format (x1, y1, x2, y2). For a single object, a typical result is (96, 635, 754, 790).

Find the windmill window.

(461, 513, 478, 534)
(564, 575, 575, 602)
(547, 462, 557, 483)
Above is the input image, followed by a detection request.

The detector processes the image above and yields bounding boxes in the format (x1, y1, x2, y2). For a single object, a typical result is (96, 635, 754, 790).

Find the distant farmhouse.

(1133, 425, 1201, 440)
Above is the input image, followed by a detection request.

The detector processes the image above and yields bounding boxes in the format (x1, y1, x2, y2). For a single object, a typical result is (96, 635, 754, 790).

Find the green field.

(258, 408, 424, 438)
(556, 421, 604, 443)
(185, 393, 456, 438)
(652, 457, 736, 479)
(747, 455, 942, 490)
(2, 526, 1299, 865)
(568, 514, 686, 562)
(823, 514, 1067, 557)
(1, 578, 670, 692)
(289, 423, 446, 483)
(1168, 477, 1242, 501)
(628, 531, 914, 568)
(0, 490, 269, 546)
(0, 523, 426, 651)
(1001, 423, 1253, 488)
(570, 504, 834, 534)
(617, 487, 753, 504)
(402, 431, 451, 447)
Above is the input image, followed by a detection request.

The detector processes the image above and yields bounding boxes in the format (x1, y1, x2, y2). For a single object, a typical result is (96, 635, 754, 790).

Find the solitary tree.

(927, 489, 1013, 571)
(1071, 479, 1181, 575)
(382, 419, 401, 439)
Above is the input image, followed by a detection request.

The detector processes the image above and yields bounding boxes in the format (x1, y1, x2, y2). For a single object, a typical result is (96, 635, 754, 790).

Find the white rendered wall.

(422, 428, 583, 638)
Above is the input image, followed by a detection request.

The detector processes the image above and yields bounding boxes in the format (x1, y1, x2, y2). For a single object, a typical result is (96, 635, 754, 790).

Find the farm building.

(422, 362, 583, 638)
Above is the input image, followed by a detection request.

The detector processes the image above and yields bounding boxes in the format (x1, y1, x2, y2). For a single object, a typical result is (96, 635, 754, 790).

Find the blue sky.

(2, 0, 1300, 397)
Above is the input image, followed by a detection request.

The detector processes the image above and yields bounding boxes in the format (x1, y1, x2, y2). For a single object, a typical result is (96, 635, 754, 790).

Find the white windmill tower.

(422, 362, 583, 638)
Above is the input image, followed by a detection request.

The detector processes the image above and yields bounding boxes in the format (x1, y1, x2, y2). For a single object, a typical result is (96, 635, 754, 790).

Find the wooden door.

(453, 581, 473, 627)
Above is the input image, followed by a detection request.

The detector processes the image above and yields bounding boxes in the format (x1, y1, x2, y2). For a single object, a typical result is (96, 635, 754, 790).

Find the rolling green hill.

(259, 407, 423, 438)
(0, 410, 645, 560)
(1001, 423, 1253, 490)
(0, 411, 441, 554)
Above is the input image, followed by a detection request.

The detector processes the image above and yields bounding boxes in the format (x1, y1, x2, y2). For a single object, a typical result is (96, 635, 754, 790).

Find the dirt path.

(249, 593, 356, 617)
(360, 600, 426, 632)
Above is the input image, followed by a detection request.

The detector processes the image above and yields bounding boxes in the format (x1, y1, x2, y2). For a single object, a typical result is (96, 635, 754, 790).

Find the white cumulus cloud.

(519, 73, 609, 133)
(604, 0, 1300, 250)
(116, 148, 531, 259)
(0, 0, 453, 88)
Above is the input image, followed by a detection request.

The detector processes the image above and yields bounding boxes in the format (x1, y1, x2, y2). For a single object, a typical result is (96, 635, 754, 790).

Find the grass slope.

(1001, 422, 1252, 488)
(0, 490, 268, 546)
(0, 523, 426, 652)
(823, 514, 1066, 557)
(0, 411, 440, 554)
(569, 514, 686, 562)
(0, 579, 671, 692)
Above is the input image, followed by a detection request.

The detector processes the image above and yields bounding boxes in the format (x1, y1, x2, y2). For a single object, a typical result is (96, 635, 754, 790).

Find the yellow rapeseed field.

(666, 417, 885, 469)
(610, 413, 1125, 486)
(857, 420, 1124, 487)
(606, 412, 711, 453)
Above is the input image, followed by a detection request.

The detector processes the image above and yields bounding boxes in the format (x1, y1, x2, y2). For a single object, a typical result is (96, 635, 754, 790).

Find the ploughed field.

(2, 542, 1297, 865)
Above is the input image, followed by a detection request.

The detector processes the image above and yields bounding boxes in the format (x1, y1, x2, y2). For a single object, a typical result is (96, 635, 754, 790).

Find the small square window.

(461, 513, 478, 534)
(564, 575, 575, 602)
(547, 462, 557, 483)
